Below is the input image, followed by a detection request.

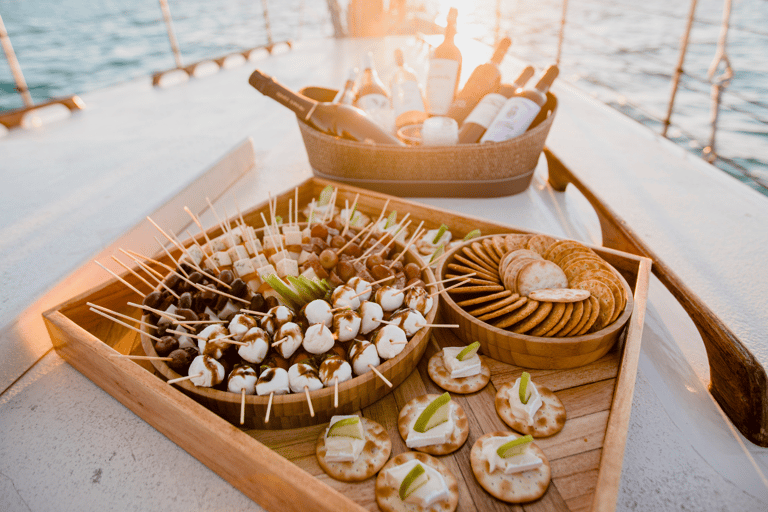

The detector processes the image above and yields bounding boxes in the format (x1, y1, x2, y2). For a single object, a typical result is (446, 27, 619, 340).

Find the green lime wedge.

(327, 416, 364, 439)
(456, 342, 481, 361)
(496, 435, 534, 458)
(428, 243, 445, 264)
(385, 210, 397, 229)
(264, 273, 302, 311)
(274, 215, 282, 225)
(432, 224, 448, 244)
(413, 392, 451, 433)
(318, 185, 334, 206)
(463, 229, 481, 241)
(519, 372, 532, 405)
(399, 463, 428, 500)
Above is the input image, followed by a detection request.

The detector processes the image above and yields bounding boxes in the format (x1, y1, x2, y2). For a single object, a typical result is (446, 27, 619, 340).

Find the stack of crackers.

(444, 234, 628, 337)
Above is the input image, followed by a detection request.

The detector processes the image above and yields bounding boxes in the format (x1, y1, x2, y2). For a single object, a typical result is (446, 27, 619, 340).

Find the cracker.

(447, 262, 498, 283)
(428, 352, 491, 394)
(316, 417, 392, 482)
(510, 301, 553, 334)
(505, 233, 533, 252)
(558, 248, 599, 268)
(375, 452, 459, 512)
(572, 268, 626, 324)
(542, 239, 582, 262)
(525, 234, 557, 256)
(456, 290, 512, 307)
(470, 432, 551, 504)
(482, 238, 501, 265)
(543, 302, 574, 337)
(529, 302, 567, 337)
(555, 299, 584, 337)
(528, 287, 590, 303)
(562, 256, 613, 282)
(466, 244, 499, 273)
(495, 381, 566, 437)
(448, 284, 505, 294)
(574, 295, 600, 335)
(502, 257, 538, 292)
(445, 273, 498, 286)
(565, 296, 593, 336)
(492, 236, 507, 260)
(476, 296, 527, 322)
(454, 255, 500, 281)
(573, 279, 614, 329)
(493, 299, 539, 329)
(515, 260, 568, 297)
(468, 293, 522, 317)
(398, 394, 469, 455)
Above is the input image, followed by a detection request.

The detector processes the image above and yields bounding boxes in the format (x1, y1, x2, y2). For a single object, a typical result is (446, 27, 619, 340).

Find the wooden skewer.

(265, 392, 274, 423)
(167, 373, 202, 385)
(428, 279, 471, 298)
(127, 302, 183, 320)
(342, 199, 350, 236)
(271, 337, 289, 347)
(335, 221, 374, 256)
(240, 388, 246, 425)
(146, 216, 185, 254)
(119, 250, 180, 299)
(206, 196, 235, 247)
(395, 272, 477, 296)
(419, 248, 451, 272)
(172, 319, 225, 325)
(94, 260, 146, 298)
(341, 193, 360, 237)
(416, 323, 460, 328)
(359, 198, 390, 248)
(239, 308, 269, 317)
(169, 232, 231, 288)
(110, 354, 173, 361)
(334, 376, 339, 408)
(184, 206, 213, 247)
(368, 365, 393, 388)
(110, 255, 155, 291)
(87, 302, 156, 330)
(388, 222, 425, 268)
(294, 187, 299, 229)
(184, 228, 219, 273)
(165, 329, 245, 345)
(377, 219, 412, 256)
(88, 307, 162, 342)
(304, 386, 315, 417)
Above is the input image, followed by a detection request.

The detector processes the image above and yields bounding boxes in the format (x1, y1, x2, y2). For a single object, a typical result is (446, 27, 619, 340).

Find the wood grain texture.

(546, 147, 768, 447)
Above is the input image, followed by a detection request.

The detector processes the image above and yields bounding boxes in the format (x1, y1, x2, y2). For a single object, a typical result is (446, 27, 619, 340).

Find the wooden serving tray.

(43, 176, 650, 512)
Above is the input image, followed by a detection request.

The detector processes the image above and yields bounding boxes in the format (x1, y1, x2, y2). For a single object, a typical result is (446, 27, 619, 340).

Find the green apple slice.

(318, 185, 334, 206)
(519, 372, 532, 404)
(456, 342, 481, 361)
(463, 229, 481, 241)
(399, 463, 428, 500)
(385, 210, 397, 229)
(428, 243, 445, 264)
(413, 392, 451, 433)
(496, 435, 534, 458)
(432, 224, 448, 244)
(327, 416, 364, 439)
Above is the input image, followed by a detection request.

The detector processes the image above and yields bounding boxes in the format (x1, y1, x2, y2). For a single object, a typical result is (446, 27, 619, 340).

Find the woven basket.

(297, 87, 557, 198)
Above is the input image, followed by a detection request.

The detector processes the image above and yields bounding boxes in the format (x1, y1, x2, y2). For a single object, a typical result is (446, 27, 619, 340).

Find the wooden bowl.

(140, 243, 437, 429)
(436, 235, 634, 369)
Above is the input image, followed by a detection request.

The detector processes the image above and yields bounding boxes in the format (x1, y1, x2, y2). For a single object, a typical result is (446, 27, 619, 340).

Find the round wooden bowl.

(140, 244, 437, 429)
(436, 235, 633, 370)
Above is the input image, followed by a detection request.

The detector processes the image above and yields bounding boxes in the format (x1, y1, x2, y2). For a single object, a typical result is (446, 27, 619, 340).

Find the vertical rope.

(662, 0, 698, 137)
(556, 0, 569, 67)
(703, 0, 733, 163)
(0, 14, 33, 108)
(262, 0, 274, 46)
(158, 0, 183, 68)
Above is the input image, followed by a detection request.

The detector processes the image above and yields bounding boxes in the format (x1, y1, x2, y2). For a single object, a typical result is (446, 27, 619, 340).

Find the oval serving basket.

(297, 86, 558, 199)
(436, 235, 634, 369)
(140, 243, 437, 430)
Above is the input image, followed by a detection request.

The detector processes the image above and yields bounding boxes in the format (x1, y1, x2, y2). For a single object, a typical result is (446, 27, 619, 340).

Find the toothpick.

(173, 319, 225, 325)
(368, 365, 393, 388)
(377, 220, 412, 257)
(165, 329, 245, 345)
(146, 216, 184, 253)
(416, 323, 460, 328)
(419, 248, 451, 272)
(388, 222, 425, 268)
(89, 307, 162, 342)
(342, 199, 350, 236)
(335, 220, 374, 256)
(167, 373, 203, 385)
(119, 250, 179, 299)
(110, 354, 173, 361)
(184, 206, 212, 247)
(110, 255, 155, 291)
(127, 302, 184, 320)
(87, 302, 156, 330)
(240, 388, 246, 425)
(94, 260, 146, 298)
(304, 386, 315, 417)
(307, 200, 316, 226)
(271, 336, 289, 347)
(154, 236, 189, 278)
(239, 308, 269, 317)
(265, 392, 274, 423)
(294, 187, 299, 229)
(206, 196, 233, 246)
(428, 279, 471, 298)
(359, 198, 390, 248)
(334, 376, 339, 408)
(172, 231, 231, 289)
(341, 193, 360, 238)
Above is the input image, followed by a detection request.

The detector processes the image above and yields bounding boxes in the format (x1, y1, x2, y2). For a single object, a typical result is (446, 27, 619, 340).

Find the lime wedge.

(496, 435, 534, 458)
(432, 224, 448, 244)
(327, 416, 364, 439)
(413, 392, 451, 433)
(399, 463, 428, 500)
(264, 274, 302, 311)
(463, 229, 481, 241)
(318, 185, 334, 206)
(456, 342, 481, 361)
(385, 211, 397, 229)
(519, 372, 532, 405)
(428, 243, 445, 264)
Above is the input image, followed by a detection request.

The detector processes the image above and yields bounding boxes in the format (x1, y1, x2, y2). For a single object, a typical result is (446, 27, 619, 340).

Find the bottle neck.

(489, 37, 511, 66)
(249, 69, 317, 120)
(533, 65, 559, 94)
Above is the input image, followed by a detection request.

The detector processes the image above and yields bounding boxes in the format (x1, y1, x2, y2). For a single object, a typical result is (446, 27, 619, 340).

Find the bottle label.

(356, 93, 390, 113)
(481, 97, 540, 142)
(463, 93, 507, 129)
(426, 58, 459, 115)
(392, 80, 426, 117)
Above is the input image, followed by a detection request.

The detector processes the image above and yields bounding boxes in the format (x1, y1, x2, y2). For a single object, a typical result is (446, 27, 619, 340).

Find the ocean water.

(1, 0, 766, 192)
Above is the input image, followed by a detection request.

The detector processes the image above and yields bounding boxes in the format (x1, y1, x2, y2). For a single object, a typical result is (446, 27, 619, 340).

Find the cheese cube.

(227, 245, 250, 262)
(180, 244, 205, 266)
(233, 258, 256, 279)
(276, 258, 299, 278)
(257, 264, 277, 280)
(284, 230, 303, 247)
(243, 237, 263, 256)
(207, 237, 228, 253)
(269, 249, 290, 266)
(300, 266, 319, 281)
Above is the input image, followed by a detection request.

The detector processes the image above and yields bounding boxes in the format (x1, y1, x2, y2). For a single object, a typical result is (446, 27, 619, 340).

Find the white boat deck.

(1, 36, 767, 511)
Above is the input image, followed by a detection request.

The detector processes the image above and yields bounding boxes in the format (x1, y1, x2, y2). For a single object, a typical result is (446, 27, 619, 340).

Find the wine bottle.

(333, 67, 358, 105)
(458, 66, 535, 144)
(354, 52, 390, 114)
(426, 7, 462, 116)
(480, 65, 559, 143)
(390, 48, 428, 128)
(446, 36, 511, 124)
(248, 69, 403, 145)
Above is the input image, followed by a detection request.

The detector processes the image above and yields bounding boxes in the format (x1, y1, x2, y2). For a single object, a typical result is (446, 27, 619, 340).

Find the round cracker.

(543, 302, 575, 337)
(428, 352, 491, 394)
(505, 234, 533, 252)
(571, 268, 626, 324)
(554, 299, 584, 337)
(525, 234, 557, 256)
(510, 301, 553, 334)
(316, 417, 392, 482)
(573, 279, 614, 329)
(575, 295, 600, 335)
(456, 290, 512, 307)
(515, 260, 568, 297)
(470, 432, 551, 503)
(482, 238, 501, 264)
(542, 239, 583, 262)
(529, 302, 567, 337)
(495, 382, 566, 438)
(476, 296, 528, 322)
(375, 451, 459, 512)
(503, 257, 538, 292)
(468, 293, 521, 317)
(562, 298, 591, 337)
(492, 236, 507, 260)
(466, 244, 499, 273)
(528, 287, 590, 303)
(557, 247, 599, 268)
(493, 299, 539, 329)
(499, 249, 542, 276)
(398, 394, 469, 455)
(562, 256, 613, 282)
(448, 284, 505, 294)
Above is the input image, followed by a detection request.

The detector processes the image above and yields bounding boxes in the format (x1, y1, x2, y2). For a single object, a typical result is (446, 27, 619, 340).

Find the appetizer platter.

(43, 174, 650, 512)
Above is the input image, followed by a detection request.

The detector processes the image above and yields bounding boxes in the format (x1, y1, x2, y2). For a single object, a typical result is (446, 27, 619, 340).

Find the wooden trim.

(0, 95, 85, 129)
(545, 147, 768, 446)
